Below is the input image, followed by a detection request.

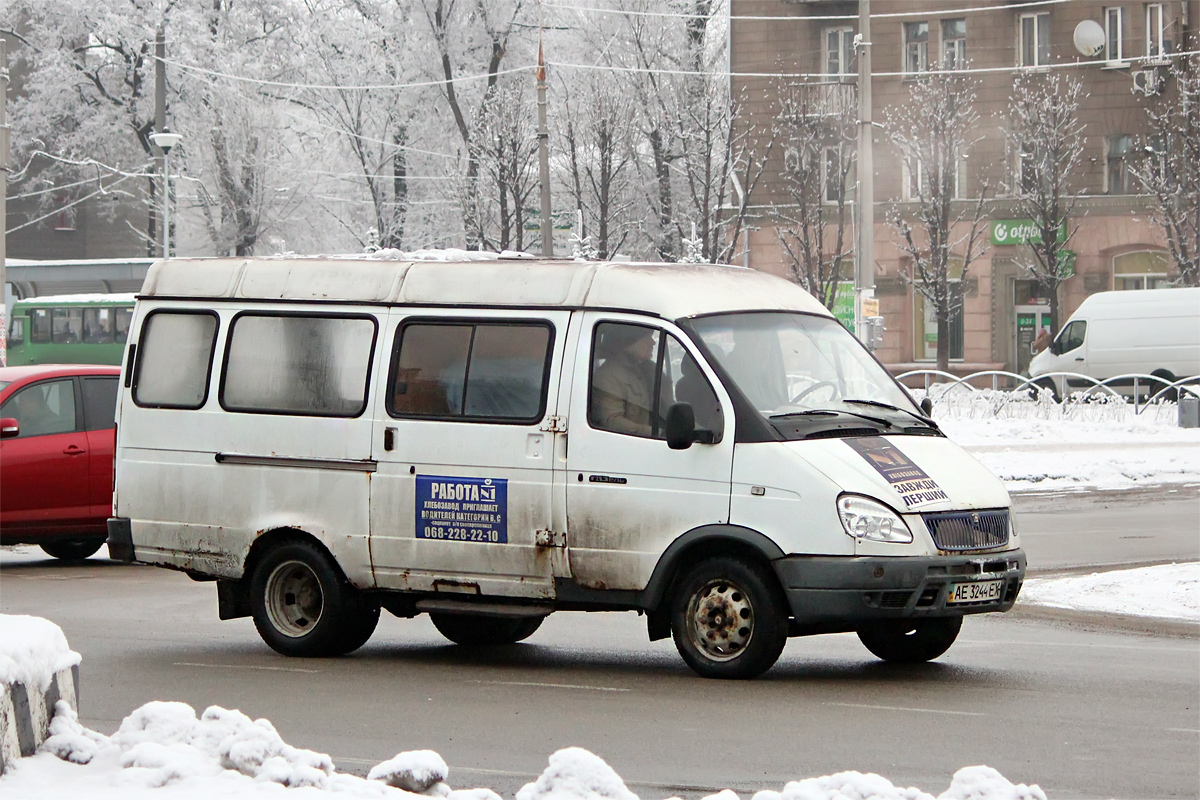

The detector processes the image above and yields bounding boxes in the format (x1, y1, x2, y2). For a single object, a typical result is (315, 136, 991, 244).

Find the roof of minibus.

(138, 254, 832, 320)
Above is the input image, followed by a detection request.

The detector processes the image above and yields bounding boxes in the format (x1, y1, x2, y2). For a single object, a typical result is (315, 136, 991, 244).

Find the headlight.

(837, 495, 913, 543)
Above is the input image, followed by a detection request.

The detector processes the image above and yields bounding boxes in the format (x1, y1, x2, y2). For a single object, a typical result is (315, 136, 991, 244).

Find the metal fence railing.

(895, 369, 1200, 416)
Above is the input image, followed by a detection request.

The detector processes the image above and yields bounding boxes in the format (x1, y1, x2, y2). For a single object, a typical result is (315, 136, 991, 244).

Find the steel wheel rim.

(265, 559, 324, 638)
(686, 578, 754, 662)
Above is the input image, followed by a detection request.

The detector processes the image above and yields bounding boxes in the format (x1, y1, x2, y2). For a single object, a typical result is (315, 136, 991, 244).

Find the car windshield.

(689, 312, 921, 421)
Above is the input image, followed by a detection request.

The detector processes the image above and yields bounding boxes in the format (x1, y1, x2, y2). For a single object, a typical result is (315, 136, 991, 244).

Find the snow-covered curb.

(1020, 563, 1200, 621)
(0, 616, 81, 775)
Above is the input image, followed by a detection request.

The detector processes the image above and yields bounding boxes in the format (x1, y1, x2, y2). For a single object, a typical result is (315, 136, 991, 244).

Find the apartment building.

(731, 0, 1198, 375)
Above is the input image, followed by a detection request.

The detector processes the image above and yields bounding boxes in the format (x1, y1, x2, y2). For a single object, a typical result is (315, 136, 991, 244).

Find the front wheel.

(670, 556, 788, 680)
(250, 540, 379, 657)
(857, 616, 962, 663)
(40, 538, 105, 561)
(429, 613, 544, 646)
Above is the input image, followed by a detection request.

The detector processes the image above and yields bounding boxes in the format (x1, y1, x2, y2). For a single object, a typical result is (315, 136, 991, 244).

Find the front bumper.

(772, 549, 1026, 629)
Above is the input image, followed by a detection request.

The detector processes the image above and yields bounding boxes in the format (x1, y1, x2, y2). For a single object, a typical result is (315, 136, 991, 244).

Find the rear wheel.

(1149, 369, 1177, 402)
(670, 556, 788, 680)
(429, 613, 544, 646)
(857, 616, 962, 663)
(250, 540, 379, 657)
(40, 539, 104, 561)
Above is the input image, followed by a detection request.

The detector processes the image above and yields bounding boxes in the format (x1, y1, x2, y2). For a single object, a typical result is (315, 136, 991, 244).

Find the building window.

(1113, 250, 1170, 289)
(904, 22, 929, 74)
(824, 26, 856, 81)
(1018, 12, 1051, 67)
(1105, 7, 1125, 62)
(1145, 3, 1165, 58)
(914, 284, 965, 362)
(942, 19, 967, 69)
(903, 158, 926, 201)
(1106, 134, 1133, 194)
(822, 146, 849, 204)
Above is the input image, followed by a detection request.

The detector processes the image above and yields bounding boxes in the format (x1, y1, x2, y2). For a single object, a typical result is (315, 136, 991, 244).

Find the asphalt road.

(2, 488, 1197, 800)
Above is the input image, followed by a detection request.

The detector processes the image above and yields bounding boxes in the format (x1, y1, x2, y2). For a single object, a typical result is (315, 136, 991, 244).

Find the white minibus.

(1030, 287, 1200, 397)
(108, 255, 1025, 679)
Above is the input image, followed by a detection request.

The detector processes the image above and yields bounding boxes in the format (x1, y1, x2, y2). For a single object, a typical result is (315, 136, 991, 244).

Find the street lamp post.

(149, 131, 182, 258)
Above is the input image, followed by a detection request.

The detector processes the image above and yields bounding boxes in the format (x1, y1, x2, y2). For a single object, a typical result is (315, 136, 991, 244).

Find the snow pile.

(934, 414, 1200, 491)
(1020, 562, 1200, 621)
(2, 712, 1050, 800)
(0, 615, 80, 694)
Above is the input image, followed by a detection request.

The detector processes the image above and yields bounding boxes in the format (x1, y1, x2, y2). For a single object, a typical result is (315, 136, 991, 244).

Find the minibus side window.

(51, 308, 84, 343)
(133, 311, 219, 409)
(30, 309, 52, 344)
(1057, 320, 1086, 354)
(589, 322, 723, 442)
(388, 320, 553, 423)
(83, 308, 116, 343)
(221, 313, 377, 418)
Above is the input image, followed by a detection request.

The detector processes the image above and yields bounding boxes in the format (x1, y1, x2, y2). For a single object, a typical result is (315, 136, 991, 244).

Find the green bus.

(6, 293, 135, 366)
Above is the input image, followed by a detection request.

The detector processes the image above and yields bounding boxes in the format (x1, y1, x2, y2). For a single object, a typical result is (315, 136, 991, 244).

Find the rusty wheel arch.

(642, 525, 786, 614)
(220, 528, 353, 622)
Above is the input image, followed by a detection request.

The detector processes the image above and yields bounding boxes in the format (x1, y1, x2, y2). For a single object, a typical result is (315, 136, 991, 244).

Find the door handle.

(63, 445, 86, 456)
(383, 427, 396, 452)
(1074, 357, 1084, 361)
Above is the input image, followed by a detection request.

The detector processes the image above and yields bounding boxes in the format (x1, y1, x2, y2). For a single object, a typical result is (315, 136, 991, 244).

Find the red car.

(0, 364, 121, 560)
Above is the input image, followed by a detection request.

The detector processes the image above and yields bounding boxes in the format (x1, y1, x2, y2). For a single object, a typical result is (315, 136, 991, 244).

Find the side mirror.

(0, 418, 20, 439)
(919, 397, 934, 418)
(664, 403, 697, 450)
(1049, 339, 1062, 356)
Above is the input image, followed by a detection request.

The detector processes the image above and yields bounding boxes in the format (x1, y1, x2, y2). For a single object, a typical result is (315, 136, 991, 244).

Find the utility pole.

(153, 26, 166, 258)
(854, 0, 875, 343)
(1, 36, 9, 367)
(536, 37, 553, 257)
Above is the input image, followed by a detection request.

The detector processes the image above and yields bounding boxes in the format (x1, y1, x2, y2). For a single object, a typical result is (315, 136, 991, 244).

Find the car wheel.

(40, 539, 104, 561)
(857, 616, 962, 663)
(670, 556, 788, 680)
(429, 613, 545, 646)
(250, 540, 379, 657)
(1150, 369, 1177, 402)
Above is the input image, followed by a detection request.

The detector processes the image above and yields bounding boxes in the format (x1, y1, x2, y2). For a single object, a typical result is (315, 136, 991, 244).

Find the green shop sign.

(833, 281, 855, 333)
(990, 219, 1067, 246)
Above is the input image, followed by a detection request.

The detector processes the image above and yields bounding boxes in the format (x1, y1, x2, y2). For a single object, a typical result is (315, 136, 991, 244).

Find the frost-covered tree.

(773, 78, 856, 310)
(1006, 72, 1085, 334)
(558, 76, 637, 260)
(887, 70, 989, 372)
(1130, 58, 1200, 287)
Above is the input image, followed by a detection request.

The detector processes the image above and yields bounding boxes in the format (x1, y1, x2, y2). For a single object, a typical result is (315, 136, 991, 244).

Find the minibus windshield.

(690, 312, 924, 426)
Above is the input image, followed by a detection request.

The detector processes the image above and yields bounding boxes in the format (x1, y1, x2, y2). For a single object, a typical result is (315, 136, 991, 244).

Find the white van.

(108, 255, 1025, 679)
(1029, 287, 1200, 397)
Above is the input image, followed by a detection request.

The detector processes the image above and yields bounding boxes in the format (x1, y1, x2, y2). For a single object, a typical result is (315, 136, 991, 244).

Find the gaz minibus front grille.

(921, 510, 1010, 552)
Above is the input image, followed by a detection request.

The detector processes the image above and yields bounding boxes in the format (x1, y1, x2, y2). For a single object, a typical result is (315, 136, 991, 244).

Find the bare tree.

(475, 81, 538, 251)
(887, 70, 990, 372)
(773, 78, 855, 310)
(1130, 57, 1200, 286)
(559, 78, 637, 259)
(1006, 72, 1086, 334)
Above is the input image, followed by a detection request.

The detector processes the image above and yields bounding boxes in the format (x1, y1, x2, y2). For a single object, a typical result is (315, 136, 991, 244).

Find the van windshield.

(689, 312, 929, 435)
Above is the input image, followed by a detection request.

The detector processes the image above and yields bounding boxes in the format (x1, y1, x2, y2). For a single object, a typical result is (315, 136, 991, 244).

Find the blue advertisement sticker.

(415, 475, 508, 543)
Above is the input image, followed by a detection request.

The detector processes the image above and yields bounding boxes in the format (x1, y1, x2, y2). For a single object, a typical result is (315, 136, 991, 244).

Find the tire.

(670, 556, 788, 680)
(1029, 377, 1060, 403)
(1150, 369, 1177, 402)
(40, 539, 105, 561)
(250, 540, 379, 657)
(857, 616, 962, 663)
(429, 613, 545, 646)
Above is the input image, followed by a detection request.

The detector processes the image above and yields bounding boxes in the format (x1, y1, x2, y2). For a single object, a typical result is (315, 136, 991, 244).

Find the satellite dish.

(1074, 20, 1106, 57)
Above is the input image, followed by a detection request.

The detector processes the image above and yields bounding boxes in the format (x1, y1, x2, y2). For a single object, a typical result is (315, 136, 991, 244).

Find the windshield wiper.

(771, 408, 891, 428)
(844, 398, 937, 426)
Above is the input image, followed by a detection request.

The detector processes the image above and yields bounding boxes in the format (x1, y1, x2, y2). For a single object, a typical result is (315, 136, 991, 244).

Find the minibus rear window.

(133, 311, 219, 409)
(221, 313, 378, 418)
(389, 320, 553, 424)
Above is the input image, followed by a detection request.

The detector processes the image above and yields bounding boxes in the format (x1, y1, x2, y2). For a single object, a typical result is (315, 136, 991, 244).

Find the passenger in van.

(592, 325, 657, 436)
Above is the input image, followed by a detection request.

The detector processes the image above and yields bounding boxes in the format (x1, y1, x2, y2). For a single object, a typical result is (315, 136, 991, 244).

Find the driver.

(592, 325, 657, 436)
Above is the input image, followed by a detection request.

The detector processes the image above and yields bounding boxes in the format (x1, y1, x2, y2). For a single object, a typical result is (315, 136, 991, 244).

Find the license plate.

(947, 580, 1004, 604)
